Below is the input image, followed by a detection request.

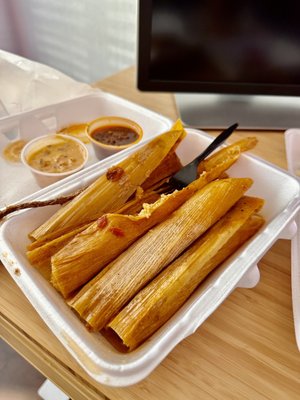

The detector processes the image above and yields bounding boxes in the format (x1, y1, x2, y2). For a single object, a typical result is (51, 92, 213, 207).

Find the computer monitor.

(137, 0, 300, 129)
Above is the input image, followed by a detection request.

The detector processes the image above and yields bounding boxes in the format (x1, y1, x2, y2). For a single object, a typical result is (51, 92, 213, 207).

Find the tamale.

(70, 177, 253, 331)
(26, 223, 89, 275)
(197, 137, 257, 176)
(115, 190, 161, 216)
(51, 187, 194, 297)
(141, 150, 182, 190)
(107, 196, 264, 350)
(27, 187, 163, 271)
(30, 120, 186, 241)
(27, 179, 182, 280)
(51, 148, 246, 298)
(27, 221, 92, 251)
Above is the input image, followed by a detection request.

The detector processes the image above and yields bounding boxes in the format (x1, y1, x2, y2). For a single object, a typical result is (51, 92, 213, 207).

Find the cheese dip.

(3, 139, 27, 163)
(26, 136, 86, 173)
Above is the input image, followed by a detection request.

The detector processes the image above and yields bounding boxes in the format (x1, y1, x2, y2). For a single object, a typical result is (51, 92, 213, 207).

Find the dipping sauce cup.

(86, 116, 143, 159)
(21, 134, 88, 187)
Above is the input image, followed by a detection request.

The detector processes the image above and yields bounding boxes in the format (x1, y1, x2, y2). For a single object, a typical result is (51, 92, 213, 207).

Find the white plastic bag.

(0, 49, 97, 117)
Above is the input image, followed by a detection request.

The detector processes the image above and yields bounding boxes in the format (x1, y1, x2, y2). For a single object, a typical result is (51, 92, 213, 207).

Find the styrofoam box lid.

(0, 91, 172, 206)
(285, 129, 300, 176)
(285, 129, 300, 352)
(1, 129, 300, 387)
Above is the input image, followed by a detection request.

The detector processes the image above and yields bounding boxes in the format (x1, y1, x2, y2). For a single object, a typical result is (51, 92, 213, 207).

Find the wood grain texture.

(1, 67, 299, 400)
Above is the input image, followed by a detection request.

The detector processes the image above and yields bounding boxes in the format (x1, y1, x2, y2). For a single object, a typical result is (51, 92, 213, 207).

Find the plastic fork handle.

(194, 122, 239, 164)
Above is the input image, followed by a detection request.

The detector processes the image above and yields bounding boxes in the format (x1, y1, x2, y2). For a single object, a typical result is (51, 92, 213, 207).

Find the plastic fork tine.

(168, 123, 239, 190)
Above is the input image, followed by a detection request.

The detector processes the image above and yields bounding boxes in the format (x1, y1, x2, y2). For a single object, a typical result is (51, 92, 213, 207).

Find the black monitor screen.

(138, 0, 300, 95)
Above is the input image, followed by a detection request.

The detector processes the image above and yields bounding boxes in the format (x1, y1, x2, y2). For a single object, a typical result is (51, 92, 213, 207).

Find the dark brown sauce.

(106, 166, 124, 181)
(91, 126, 139, 146)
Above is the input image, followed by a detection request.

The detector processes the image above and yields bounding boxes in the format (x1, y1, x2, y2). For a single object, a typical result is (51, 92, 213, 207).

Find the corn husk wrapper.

(107, 196, 264, 350)
(51, 187, 194, 297)
(116, 190, 161, 216)
(30, 121, 186, 241)
(26, 187, 162, 277)
(51, 143, 246, 298)
(197, 137, 257, 175)
(70, 177, 253, 331)
(26, 223, 91, 279)
(27, 133, 256, 287)
(141, 150, 182, 190)
(27, 131, 244, 281)
(26, 183, 165, 272)
(27, 147, 182, 246)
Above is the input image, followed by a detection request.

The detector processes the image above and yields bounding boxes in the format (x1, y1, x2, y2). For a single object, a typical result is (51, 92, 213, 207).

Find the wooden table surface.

(1, 67, 300, 400)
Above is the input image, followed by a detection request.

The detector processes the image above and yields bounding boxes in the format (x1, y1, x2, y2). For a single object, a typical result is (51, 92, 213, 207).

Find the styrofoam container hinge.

(235, 264, 260, 289)
(278, 220, 298, 240)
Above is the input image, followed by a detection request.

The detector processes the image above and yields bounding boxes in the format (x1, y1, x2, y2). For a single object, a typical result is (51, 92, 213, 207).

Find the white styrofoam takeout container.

(284, 129, 300, 351)
(0, 91, 172, 205)
(1, 128, 300, 387)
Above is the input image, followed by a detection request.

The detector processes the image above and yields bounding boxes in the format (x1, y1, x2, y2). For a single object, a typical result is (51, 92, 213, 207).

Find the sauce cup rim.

(21, 133, 89, 177)
(86, 116, 143, 150)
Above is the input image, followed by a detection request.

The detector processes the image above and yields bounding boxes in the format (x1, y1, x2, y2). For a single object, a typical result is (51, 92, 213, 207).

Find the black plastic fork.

(168, 122, 239, 190)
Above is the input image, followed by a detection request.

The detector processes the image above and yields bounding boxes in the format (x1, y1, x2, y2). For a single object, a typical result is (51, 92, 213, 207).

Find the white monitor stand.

(175, 93, 300, 130)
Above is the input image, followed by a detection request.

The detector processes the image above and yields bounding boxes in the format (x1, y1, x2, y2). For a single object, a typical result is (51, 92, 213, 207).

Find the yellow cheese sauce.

(27, 137, 86, 173)
(58, 123, 90, 144)
(3, 139, 27, 163)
